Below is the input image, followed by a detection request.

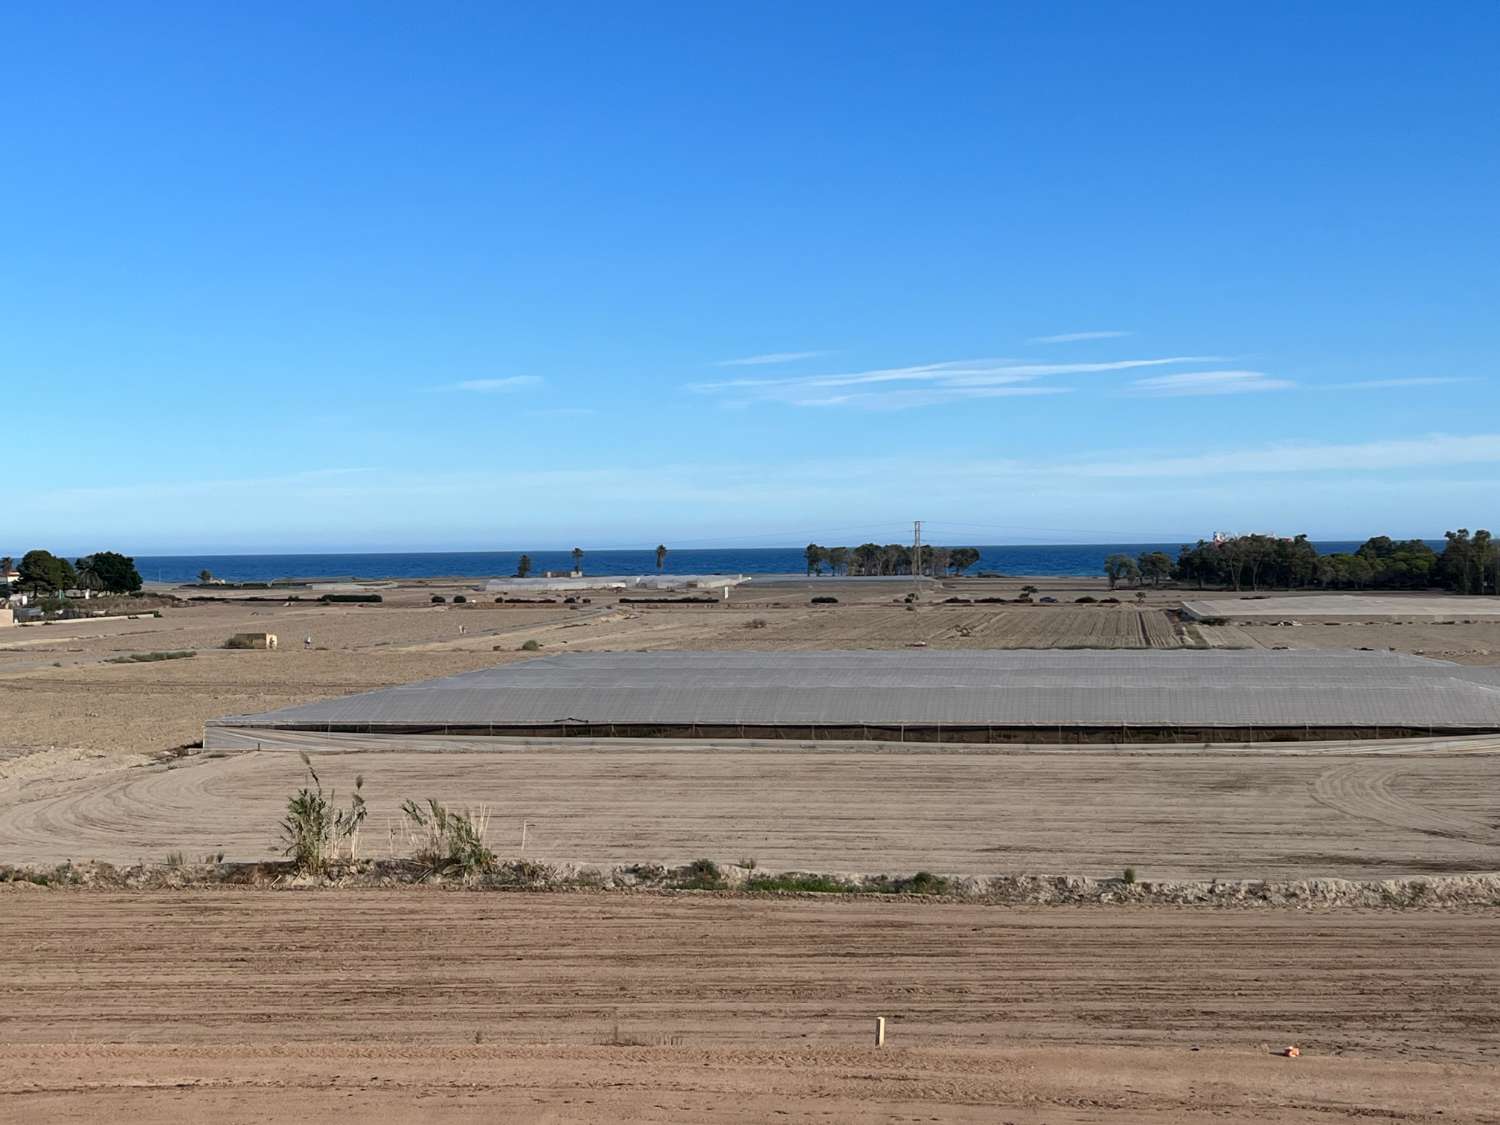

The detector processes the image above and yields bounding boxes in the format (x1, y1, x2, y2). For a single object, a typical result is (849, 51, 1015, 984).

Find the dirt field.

(0, 891, 1496, 1123)
(3, 739, 1499, 877)
(7, 577, 1500, 1121)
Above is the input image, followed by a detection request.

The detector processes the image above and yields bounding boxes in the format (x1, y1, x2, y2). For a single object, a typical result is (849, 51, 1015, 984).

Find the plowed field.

(0, 893, 1494, 1123)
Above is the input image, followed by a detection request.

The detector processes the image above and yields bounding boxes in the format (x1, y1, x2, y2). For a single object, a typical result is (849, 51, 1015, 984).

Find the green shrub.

(811, 596, 838, 605)
(401, 798, 495, 875)
(280, 754, 367, 873)
(453, 595, 467, 604)
(1123, 866, 1137, 885)
(318, 593, 383, 603)
(904, 870, 949, 895)
(519, 639, 541, 651)
(868, 870, 951, 896)
(106, 650, 195, 663)
(431, 595, 446, 604)
(674, 858, 725, 890)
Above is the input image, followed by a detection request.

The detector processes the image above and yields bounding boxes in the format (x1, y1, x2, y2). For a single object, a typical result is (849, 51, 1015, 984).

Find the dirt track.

(0, 892, 1495, 1123)
(4, 740, 1498, 877)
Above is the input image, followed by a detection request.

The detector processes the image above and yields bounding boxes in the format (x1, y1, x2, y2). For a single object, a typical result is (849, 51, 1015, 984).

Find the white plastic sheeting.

(209, 649, 1500, 733)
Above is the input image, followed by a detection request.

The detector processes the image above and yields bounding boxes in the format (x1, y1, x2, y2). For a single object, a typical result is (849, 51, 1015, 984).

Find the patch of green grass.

(106, 650, 195, 664)
(745, 872, 856, 894)
(868, 870, 951, 896)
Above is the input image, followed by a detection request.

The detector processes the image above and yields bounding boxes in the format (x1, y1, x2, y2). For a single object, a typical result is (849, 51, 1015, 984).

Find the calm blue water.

(123, 542, 1403, 584)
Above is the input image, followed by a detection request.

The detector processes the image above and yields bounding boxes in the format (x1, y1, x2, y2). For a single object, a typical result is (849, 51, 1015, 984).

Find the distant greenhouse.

(206, 649, 1500, 747)
(485, 574, 749, 594)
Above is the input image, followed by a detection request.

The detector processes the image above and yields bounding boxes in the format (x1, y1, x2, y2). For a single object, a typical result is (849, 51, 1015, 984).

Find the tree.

(18, 550, 76, 595)
(571, 546, 584, 574)
(879, 543, 911, 575)
(75, 555, 103, 592)
(198, 569, 214, 584)
(655, 544, 667, 572)
(1137, 551, 1172, 587)
(75, 552, 142, 594)
(948, 547, 981, 575)
(827, 546, 849, 576)
(515, 554, 533, 578)
(1104, 553, 1139, 590)
(805, 543, 824, 576)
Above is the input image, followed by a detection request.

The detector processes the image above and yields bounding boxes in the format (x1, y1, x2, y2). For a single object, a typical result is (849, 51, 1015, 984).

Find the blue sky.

(4, 3, 1498, 553)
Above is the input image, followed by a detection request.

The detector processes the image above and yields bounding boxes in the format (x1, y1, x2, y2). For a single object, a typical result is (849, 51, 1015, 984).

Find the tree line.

(3, 550, 143, 595)
(804, 543, 982, 576)
(1104, 530, 1499, 593)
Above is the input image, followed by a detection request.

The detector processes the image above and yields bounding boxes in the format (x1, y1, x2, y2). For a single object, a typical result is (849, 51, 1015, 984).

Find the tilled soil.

(0, 893, 1495, 1122)
(3, 741, 1497, 877)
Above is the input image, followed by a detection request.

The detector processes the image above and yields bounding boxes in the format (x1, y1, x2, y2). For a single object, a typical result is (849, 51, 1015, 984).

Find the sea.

(123, 543, 1397, 585)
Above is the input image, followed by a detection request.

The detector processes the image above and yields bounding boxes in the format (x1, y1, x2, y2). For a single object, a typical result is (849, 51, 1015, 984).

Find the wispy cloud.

(433, 376, 544, 393)
(691, 355, 1221, 409)
(793, 385, 1073, 410)
(714, 350, 830, 367)
(1129, 370, 1294, 397)
(1026, 330, 1133, 345)
(1073, 433, 1500, 478)
(1325, 376, 1478, 390)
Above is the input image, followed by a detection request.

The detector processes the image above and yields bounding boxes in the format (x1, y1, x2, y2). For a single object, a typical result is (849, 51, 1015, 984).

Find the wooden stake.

(874, 1017, 886, 1047)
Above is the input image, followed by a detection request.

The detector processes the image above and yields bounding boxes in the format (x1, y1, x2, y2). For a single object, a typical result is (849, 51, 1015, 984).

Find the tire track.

(1311, 761, 1500, 844)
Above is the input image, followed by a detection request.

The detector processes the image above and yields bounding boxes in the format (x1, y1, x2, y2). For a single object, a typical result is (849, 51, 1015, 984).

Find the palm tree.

(655, 544, 667, 572)
(571, 546, 583, 575)
(75, 555, 103, 592)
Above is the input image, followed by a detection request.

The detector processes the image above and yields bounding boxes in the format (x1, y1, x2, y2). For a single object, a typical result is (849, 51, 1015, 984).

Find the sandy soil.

(3, 739, 1497, 876)
(0, 892, 1495, 1123)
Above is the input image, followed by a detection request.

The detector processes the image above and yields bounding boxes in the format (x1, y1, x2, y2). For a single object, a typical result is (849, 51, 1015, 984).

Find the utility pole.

(912, 519, 923, 582)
